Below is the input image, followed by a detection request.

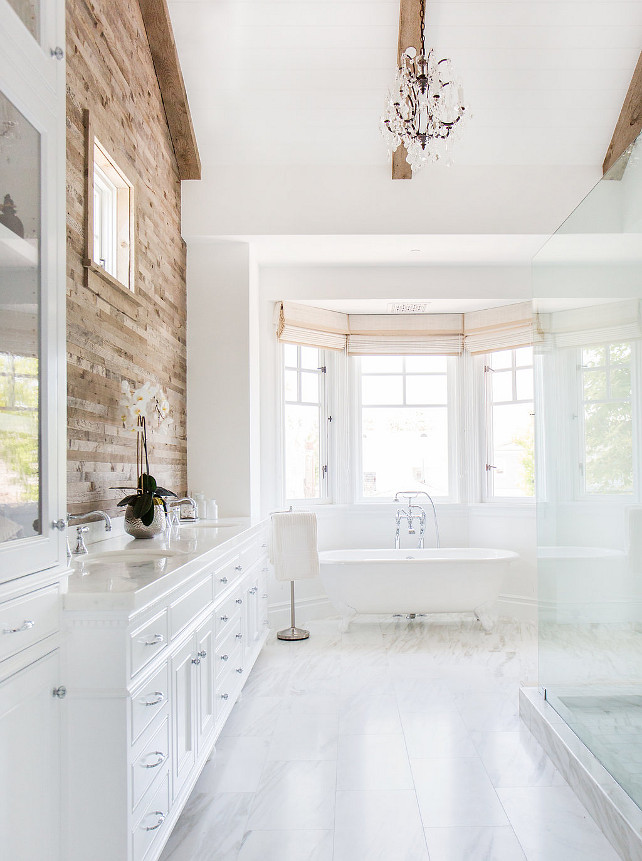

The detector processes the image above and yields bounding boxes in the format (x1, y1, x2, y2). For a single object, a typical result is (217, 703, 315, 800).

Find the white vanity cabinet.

(63, 523, 270, 861)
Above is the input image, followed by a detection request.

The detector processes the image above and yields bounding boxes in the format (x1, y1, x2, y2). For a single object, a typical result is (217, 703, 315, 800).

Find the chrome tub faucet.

(394, 491, 440, 549)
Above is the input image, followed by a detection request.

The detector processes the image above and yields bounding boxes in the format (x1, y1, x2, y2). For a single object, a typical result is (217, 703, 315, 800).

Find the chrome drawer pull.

(220, 693, 229, 700)
(139, 633, 164, 646)
(236, 598, 243, 605)
(3, 619, 34, 635)
(220, 576, 228, 584)
(249, 587, 258, 595)
(236, 668, 243, 674)
(141, 691, 165, 707)
(235, 565, 243, 572)
(141, 751, 167, 769)
(220, 654, 229, 661)
(220, 615, 229, 622)
(141, 812, 165, 832)
(236, 633, 243, 640)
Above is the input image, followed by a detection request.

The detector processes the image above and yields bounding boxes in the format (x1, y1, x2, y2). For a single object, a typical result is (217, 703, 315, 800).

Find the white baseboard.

(268, 595, 335, 629)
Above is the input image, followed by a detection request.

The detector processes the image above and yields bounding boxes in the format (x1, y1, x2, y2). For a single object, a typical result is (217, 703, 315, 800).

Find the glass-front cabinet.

(0, 0, 66, 580)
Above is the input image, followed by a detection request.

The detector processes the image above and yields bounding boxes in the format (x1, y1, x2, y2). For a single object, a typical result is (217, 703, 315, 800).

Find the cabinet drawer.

(215, 591, 244, 641)
(213, 554, 242, 595)
(0, 585, 58, 663)
(131, 716, 170, 812)
(130, 610, 168, 679)
(216, 659, 244, 713)
(131, 662, 169, 744)
(132, 768, 170, 861)
(240, 538, 266, 572)
(215, 633, 243, 680)
(169, 576, 212, 640)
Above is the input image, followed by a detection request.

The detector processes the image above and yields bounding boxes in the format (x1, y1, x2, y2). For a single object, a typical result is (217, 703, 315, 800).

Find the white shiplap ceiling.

(168, 0, 642, 169)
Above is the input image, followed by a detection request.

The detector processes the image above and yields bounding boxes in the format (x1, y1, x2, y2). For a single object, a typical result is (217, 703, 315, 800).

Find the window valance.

(463, 302, 537, 354)
(536, 299, 642, 348)
(276, 301, 348, 351)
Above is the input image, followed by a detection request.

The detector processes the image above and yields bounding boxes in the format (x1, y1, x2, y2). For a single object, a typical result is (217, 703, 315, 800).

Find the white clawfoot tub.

(319, 548, 518, 632)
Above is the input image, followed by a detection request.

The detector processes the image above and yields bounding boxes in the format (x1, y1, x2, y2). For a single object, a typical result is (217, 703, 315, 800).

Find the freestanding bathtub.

(319, 547, 518, 631)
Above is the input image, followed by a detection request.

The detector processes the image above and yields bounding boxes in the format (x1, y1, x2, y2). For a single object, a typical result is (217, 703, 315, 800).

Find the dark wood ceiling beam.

(603, 51, 642, 177)
(138, 0, 201, 181)
(392, 0, 423, 180)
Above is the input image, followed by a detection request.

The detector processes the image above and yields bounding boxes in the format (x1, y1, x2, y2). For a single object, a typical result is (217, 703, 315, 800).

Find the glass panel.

(360, 356, 403, 374)
(405, 355, 447, 373)
(299, 346, 319, 371)
(534, 131, 642, 811)
(284, 404, 320, 499)
(492, 370, 513, 403)
(6, 0, 40, 42)
(405, 374, 447, 405)
(516, 368, 533, 401)
(300, 371, 319, 404)
(491, 403, 534, 496)
(0, 91, 41, 542)
(515, 346, 533, 367)
(283, 344, 298, 367)
(362, 375, 403, 405)
(490, 350, 512, 370)
(284, 369, 297, 402)
(361, 407, 448, 498)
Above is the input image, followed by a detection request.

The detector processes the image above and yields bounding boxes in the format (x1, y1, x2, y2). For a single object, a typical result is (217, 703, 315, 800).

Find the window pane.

(360, 356, 403, 374)
(405, 356, 447, 373)
(284, 404, 320, 498)
(300, 346, 319, 370)
(492, 403, 534, 497)
(300, 371, 319, 404)
(362, 407, 449, 498)
(406, 374, 447, 405)
(584, 402, 633, 494)
(516, 368, 533, 401)
(514, 346, 533, 367)
(283, 344, 298, 367)
(583, 369, 607, 402)
(610, 366, 631, 400)
(610, 343, 631, 364)
(582, 347, 605, 368)
(284, 369, 297, 401)
(490, 350, 512, 370)
(492, 370, 513, 402)
(362, 375, 403, 405)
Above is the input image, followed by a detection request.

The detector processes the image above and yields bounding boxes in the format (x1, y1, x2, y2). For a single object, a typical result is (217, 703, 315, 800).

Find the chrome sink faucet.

(168, 497, 199, 522)
(67, 510, 112, 557)
(394, 491, 440, 549)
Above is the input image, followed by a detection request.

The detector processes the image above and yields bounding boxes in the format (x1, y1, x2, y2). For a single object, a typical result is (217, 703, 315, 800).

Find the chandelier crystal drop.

(380, 3, 466, 171)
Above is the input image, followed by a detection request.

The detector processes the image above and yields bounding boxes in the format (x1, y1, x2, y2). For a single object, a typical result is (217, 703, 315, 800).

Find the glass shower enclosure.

(534, 130, 642, 811)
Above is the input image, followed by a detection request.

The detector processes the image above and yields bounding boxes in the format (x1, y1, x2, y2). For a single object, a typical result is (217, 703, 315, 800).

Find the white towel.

(271, 512, 319, 582)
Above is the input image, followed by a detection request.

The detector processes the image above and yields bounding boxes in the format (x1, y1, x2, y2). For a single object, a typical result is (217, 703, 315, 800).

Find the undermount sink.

(74, 548, 185, 566)
(178, 520, 243, 529)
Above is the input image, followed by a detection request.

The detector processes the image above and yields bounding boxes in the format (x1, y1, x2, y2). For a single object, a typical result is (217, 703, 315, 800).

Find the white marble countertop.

(63, 518, 262, 614)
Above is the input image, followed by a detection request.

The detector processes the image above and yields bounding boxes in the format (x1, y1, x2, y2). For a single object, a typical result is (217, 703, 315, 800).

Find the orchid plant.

(112, 381, 175, 525)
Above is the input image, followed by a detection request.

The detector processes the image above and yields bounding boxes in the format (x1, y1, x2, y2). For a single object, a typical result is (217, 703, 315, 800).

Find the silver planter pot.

(124, 502, 166, 538)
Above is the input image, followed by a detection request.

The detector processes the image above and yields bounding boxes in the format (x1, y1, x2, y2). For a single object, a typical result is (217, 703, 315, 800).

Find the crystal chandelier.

(381, 0, 466, 171)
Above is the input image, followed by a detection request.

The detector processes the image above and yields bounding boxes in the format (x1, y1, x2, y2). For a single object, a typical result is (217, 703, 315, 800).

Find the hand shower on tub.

(394, 491, 440, 550)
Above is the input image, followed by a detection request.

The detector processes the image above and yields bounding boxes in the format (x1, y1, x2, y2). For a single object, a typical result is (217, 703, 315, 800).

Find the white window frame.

(483, 347, 535, 503)
(351, 355, 457, 503)
(574, 340, 639, 502)
(93, 163, 117, 275)
(281, 344, 332, 506)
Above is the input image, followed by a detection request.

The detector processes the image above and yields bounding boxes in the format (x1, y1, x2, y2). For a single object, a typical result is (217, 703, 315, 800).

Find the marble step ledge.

(519, 686, 642, 861)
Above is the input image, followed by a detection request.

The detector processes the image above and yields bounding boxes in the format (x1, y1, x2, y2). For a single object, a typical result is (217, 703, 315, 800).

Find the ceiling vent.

(387, 302, 429, 314)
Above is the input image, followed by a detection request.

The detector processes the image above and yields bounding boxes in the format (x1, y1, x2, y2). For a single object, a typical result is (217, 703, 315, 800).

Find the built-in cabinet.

(64, 525, 270, 861)
(0, 1, 67, 859)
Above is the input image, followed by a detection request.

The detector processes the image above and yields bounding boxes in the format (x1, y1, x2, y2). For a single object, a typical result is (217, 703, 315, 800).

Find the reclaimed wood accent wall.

(66, 0, 187, 516)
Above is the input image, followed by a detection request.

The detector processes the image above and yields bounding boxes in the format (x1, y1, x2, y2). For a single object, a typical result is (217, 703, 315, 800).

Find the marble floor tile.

(219, 695, 282, 738)
(247, 759, 336, 830)
(472, 728, 567, 789)
(424, 825, 527, 861)
(159, 792, 253, 861)
(338, 693, 403, 735)
(497, 785, 622, 861)
(200, 737, 270, 794)
(267, 716, 339, 761)
(337, 733, 413, 790)
(334, 790, 429, 861)
(236, 829, 334, 861)
(402, 711, 478, 758)
(412, 757, 509, 828)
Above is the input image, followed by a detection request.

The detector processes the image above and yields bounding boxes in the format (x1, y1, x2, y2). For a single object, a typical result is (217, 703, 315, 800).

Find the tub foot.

(338, 605, 357, 633)
(474, 602, 497, 633)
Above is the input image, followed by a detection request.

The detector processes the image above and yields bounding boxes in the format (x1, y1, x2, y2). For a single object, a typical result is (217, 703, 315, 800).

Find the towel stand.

(277, 581, 310, 641)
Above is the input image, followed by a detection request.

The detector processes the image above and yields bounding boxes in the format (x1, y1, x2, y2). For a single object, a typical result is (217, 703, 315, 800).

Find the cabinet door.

(0, 649, 61, 861)
(171, 637, 196, 800)
(195, 614, 216, 751)
(0, 0, 66, 580)
(244, 578, 260, 653)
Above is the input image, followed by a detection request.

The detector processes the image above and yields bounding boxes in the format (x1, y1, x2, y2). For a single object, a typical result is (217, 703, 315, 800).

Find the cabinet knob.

(235, 565, 243, 572)
(50, 46, 64, 60)
(220, 577, 228, 584)
(249, 587, 258, 595)
(191, 657, 201, 665)
(220, 693, 229, 700)
(220, 615, 229, 622)
(52, 518, 66, 531)
(52, 685, 67, 699)
(236, 668, 243, 674)
(236, 632, 243, 640)
(220, 654, 229, 661)
(197, 650, 207, 659)
(236, 598, 243, 605)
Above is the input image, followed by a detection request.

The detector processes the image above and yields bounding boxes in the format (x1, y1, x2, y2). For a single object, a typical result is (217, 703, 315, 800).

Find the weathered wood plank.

(392, 0, 423, 180)
(603, 51, 642, 177)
